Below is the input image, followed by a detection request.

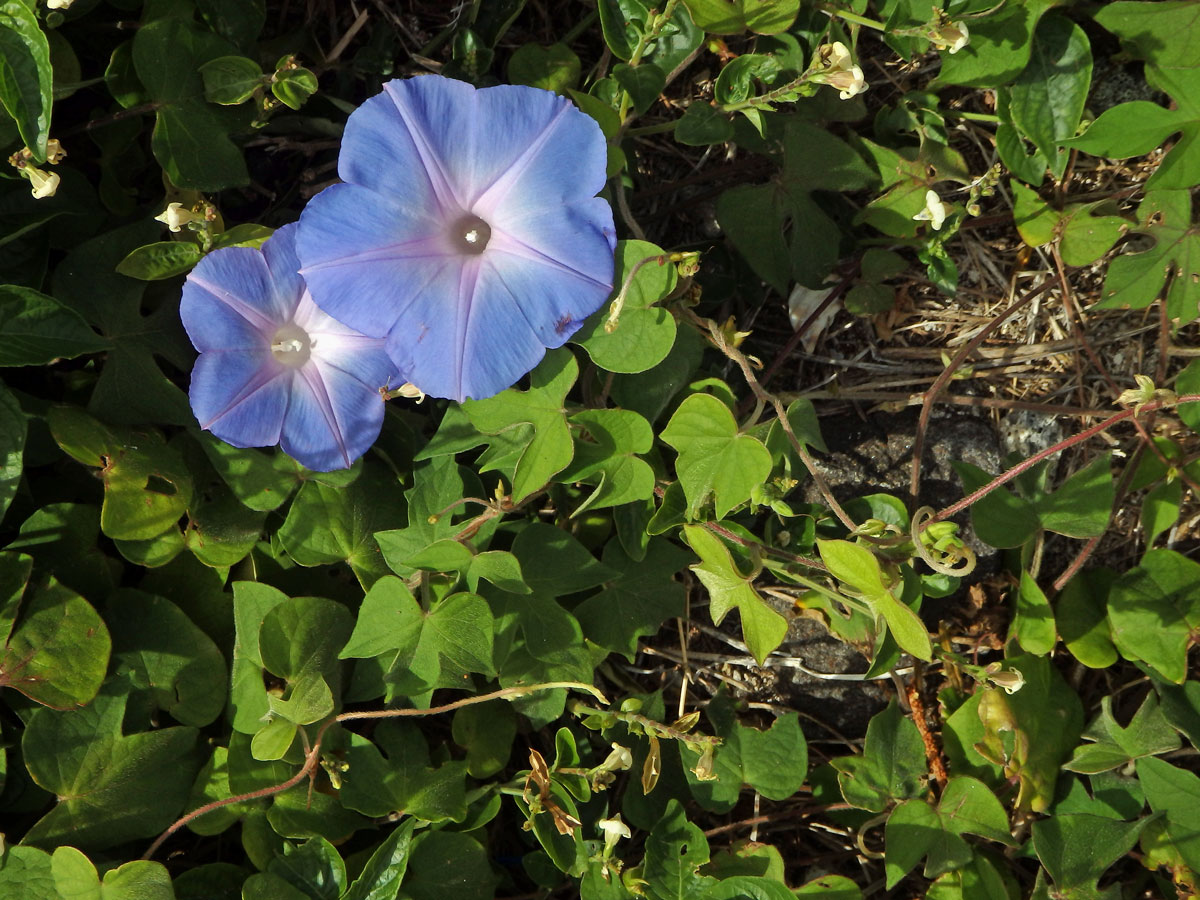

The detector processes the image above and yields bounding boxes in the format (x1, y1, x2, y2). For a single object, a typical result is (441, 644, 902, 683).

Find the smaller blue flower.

(180, 224, 399, 471)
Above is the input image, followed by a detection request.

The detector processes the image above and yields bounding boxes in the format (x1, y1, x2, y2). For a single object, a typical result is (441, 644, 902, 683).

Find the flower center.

(451, 214, 491, 255)
(270, 322, 312, 367)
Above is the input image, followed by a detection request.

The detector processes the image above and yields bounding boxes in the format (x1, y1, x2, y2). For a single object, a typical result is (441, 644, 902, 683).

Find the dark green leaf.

(718, 120, 873, 290)
(1065, 693, 1181, 774)
(507, 42, 581, 93)
(0, 0, 51, 160)
(1108, 549, 1200, 684)
(21, 684, 201, 850)
(395, 831, 494, 900)
(575, 538, 691, 659)
(952, 460, 1039, 549)
(342, 821, 416, 900)
(1008, 14, 1092, 181)
(200, 55, 263, 104)
(0, 285, 109, 365)
(1097, 191, 1200, 326)
(116, 241, 204, 280)
(831, 701, 928, 813)
(0, 566, 110, 709)
(0, 380, 24, 523)
(108, 590, 226, 727)
(1031, 814, 1145, 895)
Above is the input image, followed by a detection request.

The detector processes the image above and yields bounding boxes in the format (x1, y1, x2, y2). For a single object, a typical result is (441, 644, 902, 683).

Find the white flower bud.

(25, 165, 60, 199)
(43, 139, 67, 165)
(812, 42, 868, 100)
(598, 814, 631, 854)
(154, 202, 203, 233)
(913, 189, 948, 231)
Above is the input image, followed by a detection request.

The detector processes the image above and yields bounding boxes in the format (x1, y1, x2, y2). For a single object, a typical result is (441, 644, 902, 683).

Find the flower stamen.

(452, 214, 492, 255)
(270, 323, 312, 366)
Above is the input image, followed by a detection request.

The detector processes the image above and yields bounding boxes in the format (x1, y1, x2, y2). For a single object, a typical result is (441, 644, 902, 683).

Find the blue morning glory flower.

(295, 75, 617, 402)
(181, 223, 399, 471)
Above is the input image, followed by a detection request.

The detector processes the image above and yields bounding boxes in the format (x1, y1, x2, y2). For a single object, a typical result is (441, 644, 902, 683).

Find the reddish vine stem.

(909, 279, 1056, 502)
(924, 394, 1200, 528)
(758, 276, 852, 392)
(1053, 249, 1200, 499)
(141, 681, 606, 861)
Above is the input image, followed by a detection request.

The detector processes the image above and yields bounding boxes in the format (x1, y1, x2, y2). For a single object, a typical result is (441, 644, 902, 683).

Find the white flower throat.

(271, 323, 312, 367)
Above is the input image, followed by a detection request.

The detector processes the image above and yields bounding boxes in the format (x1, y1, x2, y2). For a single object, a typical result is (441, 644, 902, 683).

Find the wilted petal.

(189, 351, 289, 447)
(281, 361, 386, 471)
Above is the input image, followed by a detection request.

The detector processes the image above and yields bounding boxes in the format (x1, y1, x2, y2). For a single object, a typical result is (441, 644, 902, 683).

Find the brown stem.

(909, 279, 1056, 502)
(925, 394, 1200, 528)
(684, 309, 859, 532)
(141, 681, 606, 860)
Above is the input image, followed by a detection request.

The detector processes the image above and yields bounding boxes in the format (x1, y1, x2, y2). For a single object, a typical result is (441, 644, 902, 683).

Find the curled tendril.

(911, 506, 977, 577)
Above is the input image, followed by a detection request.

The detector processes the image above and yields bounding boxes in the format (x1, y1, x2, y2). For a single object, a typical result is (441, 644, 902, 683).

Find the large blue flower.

(181, 224, 399, 471)
(295, 75, 617, 402)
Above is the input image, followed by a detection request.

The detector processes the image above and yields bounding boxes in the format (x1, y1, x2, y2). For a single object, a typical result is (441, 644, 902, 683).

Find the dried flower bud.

(929, 19, 969, 53)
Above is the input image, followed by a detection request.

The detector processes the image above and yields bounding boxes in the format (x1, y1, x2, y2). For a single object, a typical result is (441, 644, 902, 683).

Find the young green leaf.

(463, 348, 577, 502)
(831, 701, 928, 813)
(683, 525, 786, 665)
(662, 394, 772, 520)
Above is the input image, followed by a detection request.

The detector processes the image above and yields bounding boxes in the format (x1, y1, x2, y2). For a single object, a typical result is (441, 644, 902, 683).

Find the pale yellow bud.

(154, 202, 203, 233)
(24, 165, 60, 199)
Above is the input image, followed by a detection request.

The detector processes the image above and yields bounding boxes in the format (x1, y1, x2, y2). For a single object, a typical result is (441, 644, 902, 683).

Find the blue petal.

(189, 351, 289, 447)
(180, 278, 270, 353)
(382, 258, 544, 402)
(467, 86, 609, 217)
(260, 223, 307, 304)
(182, 247, 296, 346)
(487, 201, 617, 345)
(280, 360, 387, 471)
(339, 78, 462, 218)
(297, 183, 455, 339)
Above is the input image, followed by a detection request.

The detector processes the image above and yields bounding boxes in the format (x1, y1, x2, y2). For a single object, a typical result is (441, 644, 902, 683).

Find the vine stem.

(141, 681, 607, 861)
(924, 394, 1200, 528)
(910, 279, 1055, 502)
(617, 0, 681, 123)
(685, 309, 860, 533)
